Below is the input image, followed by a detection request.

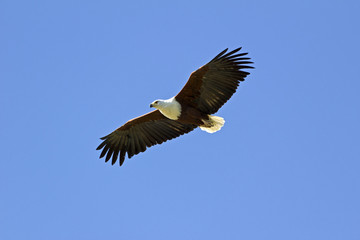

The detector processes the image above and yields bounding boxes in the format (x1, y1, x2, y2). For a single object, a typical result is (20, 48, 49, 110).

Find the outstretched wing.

(96, 110, 196, 166)
(176, 48, 253, 114)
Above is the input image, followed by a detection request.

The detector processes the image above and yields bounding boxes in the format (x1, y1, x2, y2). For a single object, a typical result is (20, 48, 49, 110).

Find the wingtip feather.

(119, 151, 126, 166)
(99, 146, 109, 158)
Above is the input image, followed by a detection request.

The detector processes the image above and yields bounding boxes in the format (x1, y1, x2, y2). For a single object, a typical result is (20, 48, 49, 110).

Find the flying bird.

(97, 48, 253, 166)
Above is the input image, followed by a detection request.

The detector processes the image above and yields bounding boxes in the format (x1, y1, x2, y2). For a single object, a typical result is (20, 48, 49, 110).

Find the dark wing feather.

(96, 110, 196, 166)
(176, 47, 253, 114)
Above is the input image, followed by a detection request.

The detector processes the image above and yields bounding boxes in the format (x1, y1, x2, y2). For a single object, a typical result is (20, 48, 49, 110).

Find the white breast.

(158, 97, 182, 120)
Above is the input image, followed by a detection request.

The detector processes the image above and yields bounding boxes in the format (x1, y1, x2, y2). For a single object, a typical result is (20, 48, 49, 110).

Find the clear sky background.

(1, 0, 359, 239)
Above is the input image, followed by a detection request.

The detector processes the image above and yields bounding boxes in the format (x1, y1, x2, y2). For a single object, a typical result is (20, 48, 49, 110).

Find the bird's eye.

(155, 101, 158, 104)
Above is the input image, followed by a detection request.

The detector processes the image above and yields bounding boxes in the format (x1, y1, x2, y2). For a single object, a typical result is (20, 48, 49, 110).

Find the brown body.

(176, 100, 209, 126)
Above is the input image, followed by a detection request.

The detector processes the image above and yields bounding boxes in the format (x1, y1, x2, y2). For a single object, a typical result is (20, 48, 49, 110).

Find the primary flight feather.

(97, 47, 253, 166)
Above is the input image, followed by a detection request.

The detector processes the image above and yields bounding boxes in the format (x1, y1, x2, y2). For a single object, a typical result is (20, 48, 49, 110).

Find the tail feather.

(200, 115, 225, 133)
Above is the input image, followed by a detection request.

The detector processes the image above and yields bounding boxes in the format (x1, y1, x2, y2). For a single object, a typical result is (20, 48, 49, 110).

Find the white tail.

(199, 115, 225, 133)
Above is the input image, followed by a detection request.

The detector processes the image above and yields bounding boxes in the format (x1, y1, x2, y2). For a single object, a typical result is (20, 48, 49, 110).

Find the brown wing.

(176, 48, 254, 114)
(96, 110, 196, 166)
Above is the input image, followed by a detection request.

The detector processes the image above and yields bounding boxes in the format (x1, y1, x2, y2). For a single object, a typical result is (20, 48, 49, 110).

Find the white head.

(150, 99, 165, 109)
(149, 97, 182, 120)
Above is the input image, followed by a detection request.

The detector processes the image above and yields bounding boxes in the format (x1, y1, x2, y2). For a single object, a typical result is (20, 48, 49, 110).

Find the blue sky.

(1, 0, 360, 239)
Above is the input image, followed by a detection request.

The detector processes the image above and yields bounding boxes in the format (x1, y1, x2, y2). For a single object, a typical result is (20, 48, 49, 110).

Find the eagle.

(97, 47, 253, 166)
